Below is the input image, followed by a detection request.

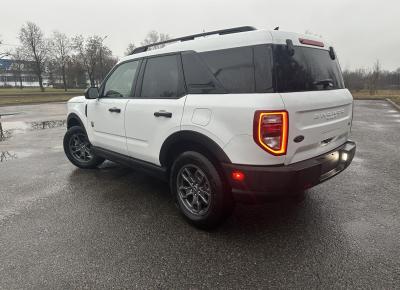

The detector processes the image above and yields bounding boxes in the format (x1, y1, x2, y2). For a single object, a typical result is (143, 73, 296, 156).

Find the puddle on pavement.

(0, 151, 18, 162)
(0, 151, 33, 162)
(0, 119, 66, 162)
(0, 119, 66, 142)
(0, 126, 12, 142)
(30, 120, 66, 130)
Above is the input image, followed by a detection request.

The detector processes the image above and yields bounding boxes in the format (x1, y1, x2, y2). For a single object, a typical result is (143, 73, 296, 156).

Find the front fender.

(67, 101, 89, 137)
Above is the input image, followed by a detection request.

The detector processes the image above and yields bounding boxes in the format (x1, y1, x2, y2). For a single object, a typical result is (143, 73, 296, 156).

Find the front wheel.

(63, 126, 104, 169)
(170, 151, 234, 229)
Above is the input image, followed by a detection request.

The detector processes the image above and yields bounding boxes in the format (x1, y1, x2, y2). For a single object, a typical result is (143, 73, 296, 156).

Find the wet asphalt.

(0, 100, 399, 289)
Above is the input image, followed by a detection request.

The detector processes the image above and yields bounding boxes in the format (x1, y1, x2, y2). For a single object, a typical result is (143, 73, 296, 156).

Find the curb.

(0, 101, 68, 107)
(386, 98, 400, 111)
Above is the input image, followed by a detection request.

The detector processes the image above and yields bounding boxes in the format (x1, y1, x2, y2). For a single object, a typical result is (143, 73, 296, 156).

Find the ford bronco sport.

(64, 26, 356, 228)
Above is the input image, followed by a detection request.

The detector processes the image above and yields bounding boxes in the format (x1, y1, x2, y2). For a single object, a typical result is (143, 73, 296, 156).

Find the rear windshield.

(273, 45, 345, 93)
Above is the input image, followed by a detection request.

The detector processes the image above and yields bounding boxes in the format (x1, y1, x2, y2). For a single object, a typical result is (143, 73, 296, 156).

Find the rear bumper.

(222, 141, 356, 202)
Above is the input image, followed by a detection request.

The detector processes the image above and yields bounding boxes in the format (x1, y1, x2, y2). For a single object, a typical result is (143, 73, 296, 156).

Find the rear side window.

(181, 52, 225, 94)
(182, 45, 273, 94)
(141, 54, 183, 98)
(199, 47, 254, 93)
(254, 45, 274, 93)
(273, 45, 345, 93)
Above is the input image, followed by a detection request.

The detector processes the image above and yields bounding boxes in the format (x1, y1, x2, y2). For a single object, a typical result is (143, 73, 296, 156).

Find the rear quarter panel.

(181, 93, 286, 165)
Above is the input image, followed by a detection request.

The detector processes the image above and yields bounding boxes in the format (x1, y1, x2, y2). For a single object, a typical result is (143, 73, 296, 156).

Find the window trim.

(136, 52, 187, 100)
(99, 58, 143, 99)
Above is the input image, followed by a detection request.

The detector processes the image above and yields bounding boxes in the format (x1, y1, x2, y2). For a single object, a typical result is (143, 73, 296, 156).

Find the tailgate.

(281, 89, 353, 165)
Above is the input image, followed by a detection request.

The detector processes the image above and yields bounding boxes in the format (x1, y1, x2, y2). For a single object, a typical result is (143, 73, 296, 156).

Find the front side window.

(103, 60, 140, 98)
(141, 55, 182, 98)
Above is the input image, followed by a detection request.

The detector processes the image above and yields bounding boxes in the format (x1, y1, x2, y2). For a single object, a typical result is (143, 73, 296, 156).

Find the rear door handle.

(154, 111, 172, 118)
(109, 107, 121, 113)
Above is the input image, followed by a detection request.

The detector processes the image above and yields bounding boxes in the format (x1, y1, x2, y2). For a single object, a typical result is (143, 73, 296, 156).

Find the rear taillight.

(253, 111, 288, 156)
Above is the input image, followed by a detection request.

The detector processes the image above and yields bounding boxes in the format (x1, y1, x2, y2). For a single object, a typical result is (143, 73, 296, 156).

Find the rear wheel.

(170, 151, 234, 229)
(63, 126, 104, 169)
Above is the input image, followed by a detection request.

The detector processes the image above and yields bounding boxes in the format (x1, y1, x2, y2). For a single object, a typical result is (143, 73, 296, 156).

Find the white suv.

(64, 26, 356, 228)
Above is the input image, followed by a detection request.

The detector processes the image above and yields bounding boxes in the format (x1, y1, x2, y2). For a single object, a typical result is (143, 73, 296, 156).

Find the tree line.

(342, 60, 400, 94)
(0, 22, 170, 92)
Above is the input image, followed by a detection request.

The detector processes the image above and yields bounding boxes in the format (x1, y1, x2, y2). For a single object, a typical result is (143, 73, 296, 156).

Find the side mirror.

(85, 87, 99, 99)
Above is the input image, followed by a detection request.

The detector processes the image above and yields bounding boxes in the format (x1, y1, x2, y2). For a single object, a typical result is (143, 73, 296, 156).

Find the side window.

(199, 46, 255, 93)
(181, 52, 225, 94)
(254, 44, 274, 93)
(103, 60, 140, 98)
(141, 55, 182, 99)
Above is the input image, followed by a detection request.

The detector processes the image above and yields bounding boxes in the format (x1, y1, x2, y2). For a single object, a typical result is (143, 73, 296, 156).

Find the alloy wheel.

(69, 132, 94, 163)
(177, 164, 211, 216)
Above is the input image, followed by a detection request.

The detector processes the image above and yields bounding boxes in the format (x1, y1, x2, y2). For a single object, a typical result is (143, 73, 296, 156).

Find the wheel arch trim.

(67, 113, 86, 132)
(159, 130, 231, 166)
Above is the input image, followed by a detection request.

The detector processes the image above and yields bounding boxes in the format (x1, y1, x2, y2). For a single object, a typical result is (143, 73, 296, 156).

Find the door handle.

(109, 107, 121, 113)
(154, 111, 172, 118)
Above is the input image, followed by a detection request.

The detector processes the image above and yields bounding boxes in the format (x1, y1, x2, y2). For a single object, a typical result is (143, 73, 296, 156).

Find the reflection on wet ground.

(0, 124, 12, 141)
(0, 119, 66, 162)
(30, 120, 67, 130)
(0, 151, 17, 162)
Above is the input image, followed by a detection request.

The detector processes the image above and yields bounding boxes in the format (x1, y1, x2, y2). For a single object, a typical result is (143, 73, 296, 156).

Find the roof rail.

(130, 26, 257, 55)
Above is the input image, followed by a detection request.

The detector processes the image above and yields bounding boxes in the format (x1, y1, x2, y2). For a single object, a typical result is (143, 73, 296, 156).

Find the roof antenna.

(274, 26, 279, 30)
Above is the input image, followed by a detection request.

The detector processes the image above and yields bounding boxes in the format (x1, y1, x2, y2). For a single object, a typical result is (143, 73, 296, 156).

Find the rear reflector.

(231, 171, 245, 182)
(299, 38, 324, 47)
(253, 111, 288, 156)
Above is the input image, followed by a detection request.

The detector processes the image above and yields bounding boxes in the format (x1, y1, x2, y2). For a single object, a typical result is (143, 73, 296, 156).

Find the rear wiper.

(313, 79, 334, 88)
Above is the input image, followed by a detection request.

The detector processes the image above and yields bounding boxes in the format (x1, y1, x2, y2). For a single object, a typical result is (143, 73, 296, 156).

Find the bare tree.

(369, 60, 381, 95)
(343, 68, 367, 91)
(73, 35, 115, 87)
(50, 31, 71, 91)
(0, 37, 4, 58)
(125, 42, 136, 56)
(19, 22, 48, 91)
(66, 54, 87, 88)
(141, 31, 171, 49)
(73, 35, 96, 87)
(10, 48, 25, 89)
(0, 37, 10, 59)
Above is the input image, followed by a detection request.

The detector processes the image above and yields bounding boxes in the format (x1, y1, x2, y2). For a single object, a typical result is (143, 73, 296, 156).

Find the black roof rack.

(130, 26, 256, 55)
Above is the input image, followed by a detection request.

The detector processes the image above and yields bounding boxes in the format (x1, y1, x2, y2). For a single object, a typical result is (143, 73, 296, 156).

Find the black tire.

(63, 126, 104, 169)
(170, 151, 234, 229)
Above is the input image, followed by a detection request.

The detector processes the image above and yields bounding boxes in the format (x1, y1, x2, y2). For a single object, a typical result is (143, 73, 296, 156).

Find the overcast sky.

(0, 0, 398, 70)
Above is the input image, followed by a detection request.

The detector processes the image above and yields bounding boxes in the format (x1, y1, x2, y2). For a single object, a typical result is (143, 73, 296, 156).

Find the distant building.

(0, 59, 49, 87)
